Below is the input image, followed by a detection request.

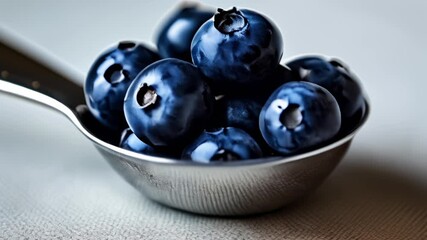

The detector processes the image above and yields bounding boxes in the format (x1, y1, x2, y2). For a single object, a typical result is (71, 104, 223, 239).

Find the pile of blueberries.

(84, 4, 366, 162)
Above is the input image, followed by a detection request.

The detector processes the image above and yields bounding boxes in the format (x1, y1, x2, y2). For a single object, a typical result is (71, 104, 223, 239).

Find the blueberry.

(191, 7, 283, 93)
(119, 128, 167, 157)
(84, 41, 160, 130)
(123, 58, 214, 147)
(285, 55, 365, 128)
(209, 96, 264, 145)
(182, 127, 263, 162)
(254, 64, 296, 104)
(156, 3, 214, 62)
(259, 81, 341, 155)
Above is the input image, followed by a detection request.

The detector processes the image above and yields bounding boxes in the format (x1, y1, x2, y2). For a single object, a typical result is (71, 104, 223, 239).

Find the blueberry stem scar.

(118, 41, 137, 50)
(104, 64, 127, 84)
(214, 7, 247, 34)
(280, 104, 303, 129)
(136, 83, 158, 109)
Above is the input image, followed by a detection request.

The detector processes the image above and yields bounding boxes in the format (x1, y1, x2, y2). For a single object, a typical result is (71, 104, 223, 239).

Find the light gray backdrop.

(1, 0, 426, 239)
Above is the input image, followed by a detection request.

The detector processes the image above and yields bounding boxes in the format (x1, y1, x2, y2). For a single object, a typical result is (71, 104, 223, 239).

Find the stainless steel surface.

(0, 35, 369, 216)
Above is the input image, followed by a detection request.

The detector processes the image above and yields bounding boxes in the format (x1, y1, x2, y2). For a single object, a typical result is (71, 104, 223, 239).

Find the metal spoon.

(0, 36, 369, 216)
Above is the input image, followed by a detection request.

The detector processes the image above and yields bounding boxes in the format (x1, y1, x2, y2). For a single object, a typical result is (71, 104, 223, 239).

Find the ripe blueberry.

(84, 41, 160, 130)
(156, 3, 214, 62)
(285, 55, 365, 129)
(209, 96, 264, 146)
(120, 128, 167, 157)
(182, 127, 263, 162)
(123, 58, 214, 147)
(259, 81, 341, 155)
(191, 7, 283, 94)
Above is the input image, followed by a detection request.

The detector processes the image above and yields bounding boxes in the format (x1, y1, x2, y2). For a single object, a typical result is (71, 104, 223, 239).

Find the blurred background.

(1, 0, 426, 239)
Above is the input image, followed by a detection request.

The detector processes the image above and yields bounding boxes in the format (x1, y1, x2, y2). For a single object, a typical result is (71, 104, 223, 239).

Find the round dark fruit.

(259, 81, 341, 155)
(123, 58, 214, 147)
(84, 41, 160, 130)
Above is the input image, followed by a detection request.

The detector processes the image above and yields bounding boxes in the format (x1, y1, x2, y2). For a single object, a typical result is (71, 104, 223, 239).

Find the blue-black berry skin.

(123, 58, 214, 148)
(254, 64, 296, 104)
(182, 127, 263, 162)
(156, 4, 214, 62)
(210, 97, 263, 145)
(191, 7, 283, 93)
(259, 81, 341, 155)
(84, 41, 160, 130)
(285, 55, 365, 126)
(120, 128, 165, 157)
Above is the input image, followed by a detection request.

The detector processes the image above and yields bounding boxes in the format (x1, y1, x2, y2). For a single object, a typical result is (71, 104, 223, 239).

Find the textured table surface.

(1, 0, 427, 239)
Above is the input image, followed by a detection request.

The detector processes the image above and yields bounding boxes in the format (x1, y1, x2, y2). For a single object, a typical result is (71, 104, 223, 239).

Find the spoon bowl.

(0, 36, 369, 216)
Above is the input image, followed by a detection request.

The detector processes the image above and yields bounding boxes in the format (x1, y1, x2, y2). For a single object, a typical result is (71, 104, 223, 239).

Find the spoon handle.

(0, 36, 85, 109)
